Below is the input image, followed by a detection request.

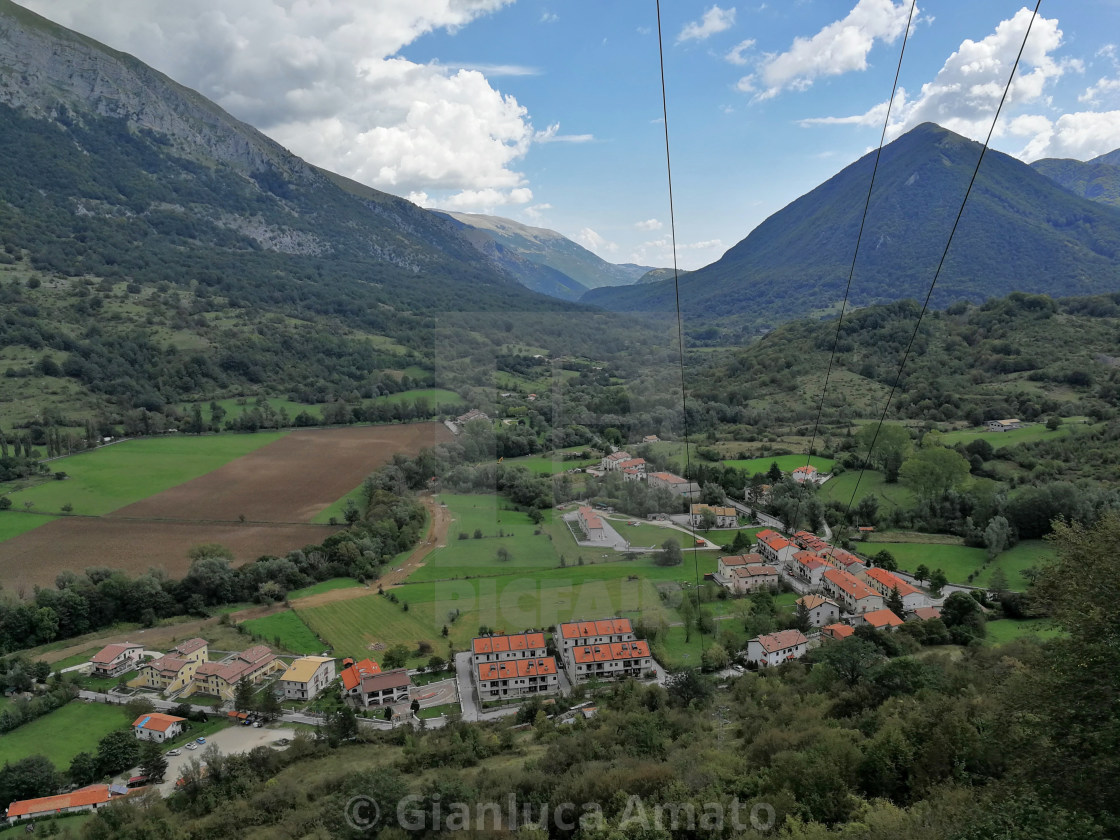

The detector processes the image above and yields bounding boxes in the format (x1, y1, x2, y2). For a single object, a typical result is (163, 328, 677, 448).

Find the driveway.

(454, 652, 480, 721)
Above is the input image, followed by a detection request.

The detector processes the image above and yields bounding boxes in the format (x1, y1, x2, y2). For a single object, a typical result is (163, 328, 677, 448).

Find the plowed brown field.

(0, 423, 452, 589)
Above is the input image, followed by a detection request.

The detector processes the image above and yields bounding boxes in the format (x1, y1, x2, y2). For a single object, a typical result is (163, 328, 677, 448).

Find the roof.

(558, 618, 633, 639)
(752, 629, 808, 653)
(824, 568, 880, 601)
(754, 529, 780, 541)
(909, 606, 943, 621)
(172, 638, 207, 656)
(862, 567, 921, 598)
(144, 655, 189, 677)
(792, 464, 818, 474)
(605, 451, 632, 461)
(340, 658, 382, 691)
(719, 553, 763, 567)
(90, 642, 142, 664)
(617, 458, 646, 469)
(796, 594, 837, 611)
(133, 713, 186, 733)
(822, 547, 865, 568)
(359, 668, 412, 693)
(236, 645, 273, 664)
(477, 657, 558, 681)
(733, 564, 778, 578)
(6, 785, 111, 818)
(758, 533, 793, 551)
(862, 609, 905, 629)
(822, 623, 855, 639)
(571, 640, 651, 664)
(648, 471, 688, 483)
(281, 656, 335, 684)
(196, 648, 277, 684)
(794, 550, 828, 570)
(578, 506, 604, 529)
(472, 632, 546, 655)
(793, 530, 831, 552)
(690, 504, 736, 516)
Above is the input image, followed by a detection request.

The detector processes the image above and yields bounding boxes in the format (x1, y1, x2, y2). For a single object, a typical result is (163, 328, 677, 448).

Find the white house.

(730, 564, 779, 594)
(471, 632, 548, 664)
(566, 640, 653, 683)
(89, 642, 144, 678)
(755, 529, 798, 567)
(278, 656, 337, 701)
(796, 594, 841, 627)
(577, 506, 607, 541)
(859, 567, 931, 611)
(791, 551, 829, 588)
(476, 657, 559, 701)
(854, 608, 905, 631)
(133, 713, 186, 743)
(823, 568, 884, 614)
(689, 504, 737, 528)
(746, 630, 809, 667)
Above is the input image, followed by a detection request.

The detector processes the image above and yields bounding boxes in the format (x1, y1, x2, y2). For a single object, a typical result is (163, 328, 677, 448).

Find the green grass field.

(940, 422, 1077, 450)
(607, 519, 698, 549)
(866, 541, 986, 583)
(311, 484, 367, 524)
(240, 611, 325, 654)
(371, 388, 463, 408)
(182, 397, 312, 425)
(0, 701, 130, 770)
(818, 469, 915, 513)
(0, 511, 57, 542)
(503, 451, 600, 475)
(288, 578, 365, 600)
(721, 454, 835, 475)
(2, 432, 286, 517)
(50, 646, 103, 672)
(973, 540, 1055, 590)
(984, 618, 1063, 644)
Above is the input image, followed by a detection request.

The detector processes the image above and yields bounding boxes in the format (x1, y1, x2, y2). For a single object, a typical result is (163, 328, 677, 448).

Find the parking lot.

(153, 724, 299, 795)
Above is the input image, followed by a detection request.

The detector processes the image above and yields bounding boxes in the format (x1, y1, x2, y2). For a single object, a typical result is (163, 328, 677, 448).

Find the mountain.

(434, 211, 657, 292)
(636, 267, 692, 284)
(1031, 148, 1120, 208)
(584, 123, 1120, 329)
(0, 0, 609, 423)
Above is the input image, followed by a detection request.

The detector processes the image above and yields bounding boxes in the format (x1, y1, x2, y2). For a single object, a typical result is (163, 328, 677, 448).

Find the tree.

(124, 696, 155, 722)
(701, 643, 730, 672)
(900, 446, 970, 502)
(0, 756, 62, 810)
(657, 538, 683, 567)
(68, 751, 99, 786)
(666, 669, 712, 708)
(699, 509, 717, 531)
(984, 515, 1012, 559)
(259, 688, 282, 721)
(914, 564, 930, 585)
(496, 546, 511, 562)
(940, 591, 986, 642)
(382, 644, 411, 670)
(855, 423, 911, 483)
(793, 602, 812, 633)
(96, 729, 140, 777)
(1046, 415, 1062, 431)
(928, 568, 948, 596)
(138, 740, 168, 783)
(886, 585, 905, 620)
(815, 637, 883, 687)
(872, 550, 897, 571)
(234, 676, 256, 712)
(988, 566, 1009, 593)
(767, 461, 782, 482)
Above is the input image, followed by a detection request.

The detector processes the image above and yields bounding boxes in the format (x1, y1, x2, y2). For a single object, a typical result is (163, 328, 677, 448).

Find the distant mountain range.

(1031, 148, 1120, 208)
(585, 123, 1120, 330)
(434, 211, 657, 301)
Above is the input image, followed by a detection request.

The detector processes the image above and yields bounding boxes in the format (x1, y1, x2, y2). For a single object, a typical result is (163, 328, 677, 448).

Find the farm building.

(986, 418, 1022, 431)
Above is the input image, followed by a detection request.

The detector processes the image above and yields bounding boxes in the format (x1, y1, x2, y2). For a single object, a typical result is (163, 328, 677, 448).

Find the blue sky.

(24, 0, 1120, 270)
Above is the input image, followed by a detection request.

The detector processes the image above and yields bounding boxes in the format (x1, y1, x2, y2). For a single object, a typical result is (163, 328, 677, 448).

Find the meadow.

(503, 449, 600, 475)
(0, 510, 56, 543)
(984, 618, 1063, 644)
(0, 701, 129, 770)
(817, 469, 915, 513)
(939, 421, 1078, 450)
(864, 540, 986, 583)
(287, 578, 363, 599)
(240, 611, 325, 655)
(973, 539, 1054, 590)
(1, 432, 286, 517)
(721, 454, 836, 474)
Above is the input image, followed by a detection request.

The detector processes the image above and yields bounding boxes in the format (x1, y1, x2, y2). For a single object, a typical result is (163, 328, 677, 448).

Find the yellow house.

(132, 638, 208, 694)
(191, 645, 284, 700)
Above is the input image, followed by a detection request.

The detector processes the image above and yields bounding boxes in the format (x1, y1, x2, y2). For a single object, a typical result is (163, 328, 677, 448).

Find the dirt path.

(40, 494, 452, 662)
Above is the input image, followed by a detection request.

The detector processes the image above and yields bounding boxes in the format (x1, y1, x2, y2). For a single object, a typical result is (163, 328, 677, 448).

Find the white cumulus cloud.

(725, 38, 755, 65)
(22, 0, 548, 208)
(635, 218, 663, 231)
(678, 6, 736, 44)
(753, 0, 913, 100)
(575, 227, 617, 254)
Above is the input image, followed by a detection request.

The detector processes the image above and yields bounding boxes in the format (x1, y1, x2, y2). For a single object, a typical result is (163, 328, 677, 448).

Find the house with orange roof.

(133, 712, 186, 743)
(793, 530, 831, 553)
(821, 623, 855, 641)
(746, 629, 808, 666)
(352, 668, 412, 708)
(646, 471, 700, 497)
(791, 464, 821, 484)
(855, 608, 905, 631)
(796, 594, 841, 627)
(5, 785, 115, 822)
(471, 632, 548, 664)
(907, 606, 943, 622)
(476, 657, 559, 700)
(600, 451, 633, 470)
(756, 531, 797, 567)
(616, 457, 647, 475)
(555, 618, 635, 660)
(791, 550, 829, 588)
(577, 506, 607, 541)
(89, 642, 144, 678)
(566, 639, 653, 683)
(858, 567, 930, 611)
(729, 564, 779, 594)
(340, 658, 382, 702)
(823, 568, 885, 614)
(820, 547, 866, 574)
(717, 553, 764, 579)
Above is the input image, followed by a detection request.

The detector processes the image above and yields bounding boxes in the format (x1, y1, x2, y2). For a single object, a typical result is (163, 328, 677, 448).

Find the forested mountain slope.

(1031, 147, 1120, 208)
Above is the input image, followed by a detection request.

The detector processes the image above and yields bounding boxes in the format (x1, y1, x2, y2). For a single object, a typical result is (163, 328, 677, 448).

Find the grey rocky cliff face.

(0, 6, 297, 177)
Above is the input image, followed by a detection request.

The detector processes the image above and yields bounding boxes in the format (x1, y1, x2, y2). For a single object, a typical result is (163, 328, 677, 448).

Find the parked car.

(253, 721, 262, 728)
(184, 742, 197, 750)
(195, 737, 206, 744)
(167, 749, 181, 756)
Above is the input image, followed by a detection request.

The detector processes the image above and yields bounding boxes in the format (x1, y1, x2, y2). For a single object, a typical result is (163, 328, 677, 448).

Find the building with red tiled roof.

(793, 530, 831, 553)
(857, 608, 905, 631)
(577, 506, 607, 541)
(192, 645, 283, 700)
(756, 531, 797, 566)
(717, 553, 764, 578)
(791, 464, 819, 483)
(746, 630, 808, 666)
(646, 472, 700, 497)
(820, 547, 866, 573)
(5, 785, 114, 822)
(729, 564, 779, 594)
(858, 567, 930, 610)
(823, 568, 885, 614)
(601, 451, 633, 470)
(354, 669, 412, 708)
(821, 623, 855, 641)
(476, 657, 559, 700)
(90, 642, 143, 678)
(791, 550, 829, 587)
(556, 618, 635, 654)
(567, 640, 652, 683)
(471, 632, 548, 664)
(907, 606, 943, 622)
(133, 712, 186, 742)
(796, 594, 841, 627)
(340, 659, 383, 699)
